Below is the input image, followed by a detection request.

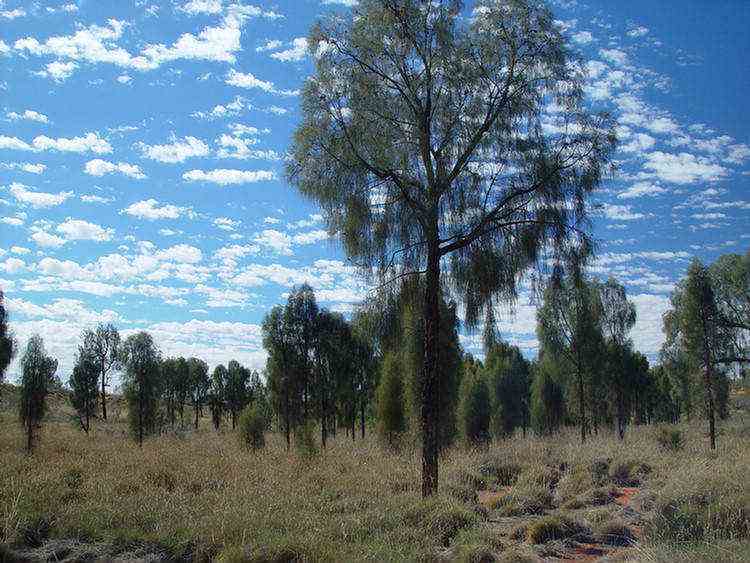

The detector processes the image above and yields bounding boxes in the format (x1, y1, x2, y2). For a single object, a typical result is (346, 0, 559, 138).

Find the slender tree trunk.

(284, 393, 291, 451)
(351, 415, 355, 442)
(138, 376, 144, 447)
(101, 366, 107, 421)
(26, 419, 33, 453)
(704, 352, 716, 450)
(194, 402, 199, 430)
(617, 388, 625, 441)
(321, 381, 327, 450)
(421, 242, 441, 497)
(577, 365, 586, 444)
(360, 400, 365, 440)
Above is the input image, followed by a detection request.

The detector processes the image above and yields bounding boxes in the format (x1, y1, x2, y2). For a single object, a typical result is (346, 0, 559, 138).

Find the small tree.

(680, 260, 724, 450)
(226, 360, 251, 429)
(375, 351, 407, 447)
(530, 355, 566, 435)
(19, 335, 57, 453)
(459, 359, 491, 445)
(0, 290, 17, 403)
(188, 357, 210, 430)
(87, 323, 120, 421)
(210, 364, 228, 431)
(69, 337, 100, 434)
(238, 404, 267, 450)
(121, 332, 161, 446)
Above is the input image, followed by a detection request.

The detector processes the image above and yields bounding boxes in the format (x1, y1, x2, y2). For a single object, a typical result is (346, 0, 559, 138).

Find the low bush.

(525, 514, 590, 544)
(238, 404, 266, 451)
(489, 486, 554, 516)
(294, 421, 318, 458)
(595, 519, 635, 546)
(405, 496, 480, 547)
(656, 426, 684, 451)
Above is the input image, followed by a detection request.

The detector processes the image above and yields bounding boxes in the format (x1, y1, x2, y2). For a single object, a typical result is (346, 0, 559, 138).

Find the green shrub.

(238, 404, 266, 451)
(489, 487, 553, 516)
(405, 496, 479, 547)
(595, 519, 635, 546)
(525, 515, 590, 544)
(294, 420, 318, 458)
(478, 457, 522, 486)
(656, 426, 684, 451)
(609, 460, 651, 486)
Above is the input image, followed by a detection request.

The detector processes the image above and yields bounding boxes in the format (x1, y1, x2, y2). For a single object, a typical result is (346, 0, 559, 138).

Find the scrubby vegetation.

(1, 393, 748, 561)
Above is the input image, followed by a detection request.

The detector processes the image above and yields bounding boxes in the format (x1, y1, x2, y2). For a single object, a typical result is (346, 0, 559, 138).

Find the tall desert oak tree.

(288, 0, 615, 495)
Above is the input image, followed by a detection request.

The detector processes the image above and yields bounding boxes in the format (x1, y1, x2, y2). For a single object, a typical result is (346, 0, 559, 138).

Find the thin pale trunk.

(101, 365, 107, 421)
(360, 400, 365, 440)
(421, 242, 440, 497)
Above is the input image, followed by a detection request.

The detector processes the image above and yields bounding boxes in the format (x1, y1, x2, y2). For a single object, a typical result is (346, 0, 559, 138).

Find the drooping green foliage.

(238, 403, 267, 451)
(537, 274, 604, 442)
(188, 357, 210, 429)
(484, 341, 531, 439)
(225, 360, 252, 429)
(459, 355, 491, 445)
(209, 364, 228, 431)
(288, 0, 615, 496)
(375, 351, 407, 448)
(0, 289, 17, 400)
(121, 332, 162, 446)
(18, 335, 58, 452)
(530, 355, 566, 435)
(69, 333, 100, 434)
(85, 323, 120, 422)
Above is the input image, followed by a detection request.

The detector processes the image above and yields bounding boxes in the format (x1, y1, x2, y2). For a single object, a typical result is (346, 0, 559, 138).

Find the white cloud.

(214, 217, 240, 231)
(122, 198, 190, 220)
(0, 8, 26, 19)
(116, 74, 132, 84)
(30, 230, 67, 248)
(36, 61, 78, 82)
(599, 48, 628, 67)
(84, 158, 145, 179)
(256, 39, 283, 52)
(7, 109, 49, 123)
(57, 218, 113, 242)
(215, 134, 282, 160)
(0, 162, 46, 174)
(191, 96, 246, 120)
(182, 168, 276, 185)
(80, 194, 114, 204)
(571, 31, 593, 45)
(0, 257, 26, 274)
(8, 182, 73, 208)
(10, 246, 30, 255)
(620, 133, 655, 153)
(617, 182, 667, 199)
(225, 69, 299, 96)
(643, 151, 727, 184)
(599, 203, 647, 221)
(627, 26, 649, 38)
(138, 135, 209, 163)
(270, 37, 308, 62)
(180, 0, 223, 15)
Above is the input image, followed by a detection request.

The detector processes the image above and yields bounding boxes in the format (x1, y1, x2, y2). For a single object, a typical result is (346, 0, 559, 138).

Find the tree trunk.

(194, 403, 199, 430)
(577, 365, 586, 444)
(138, 376, 144, 447)
(360, 400, 365, 439)
(704, 354, 716, 450)
(284, 393, 291, 451)
(351, 415, 355, 442)
(101, 366, 107, 421)
(616, 388, 625, 441)
(321, 383, 327, 450)
(26, 420, 33, 453)
(421, 243, 441, 497)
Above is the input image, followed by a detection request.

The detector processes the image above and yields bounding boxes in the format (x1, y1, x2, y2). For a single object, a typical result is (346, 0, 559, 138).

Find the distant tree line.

(0, 249, 746, 457)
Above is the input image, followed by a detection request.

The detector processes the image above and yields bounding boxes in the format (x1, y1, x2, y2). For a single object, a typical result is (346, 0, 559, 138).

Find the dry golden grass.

(1, 392, 749, 561)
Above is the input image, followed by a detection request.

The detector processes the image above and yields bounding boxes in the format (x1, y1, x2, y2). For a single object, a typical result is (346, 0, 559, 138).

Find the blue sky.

(1, 0, 748, 379)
